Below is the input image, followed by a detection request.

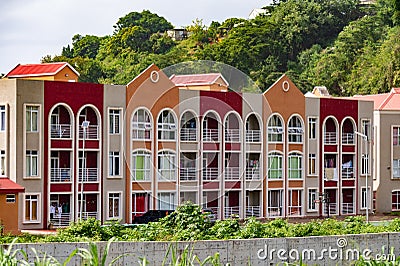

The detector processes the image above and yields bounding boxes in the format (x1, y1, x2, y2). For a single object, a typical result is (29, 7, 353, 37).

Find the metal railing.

(50, 124, 71, 139)
(132, 169, 151, 181)
(77, 211, 98, 220)
(324, 132, 337, 144)
(158, 169, 176, 180)
(180, 167, 196, 181)
(224, 206, 240, 218)
(246, 206, 261, 217)
(224, 167, 240, 180)
(342, 167, 354, 179)
(225, 129, 240, 142)
(180, 128, 197, 141)
(267, 207, 283, 217)
(78, 168, 99, 182)
(288, 206, 302, 216)
(50, 168, 71, 182)
(202, 167, 219, 180)
(79, 125, 99, 140)
(203, 129, 219, 142)
(246, 130, 261, 142)
(132, 129, 151, 140)
(323, 203, 337, 215)
(246, 168, 260, 180)
(342, 203, 355, 214)
(49, 213, 71, 227)
(342, 133, 355, 144)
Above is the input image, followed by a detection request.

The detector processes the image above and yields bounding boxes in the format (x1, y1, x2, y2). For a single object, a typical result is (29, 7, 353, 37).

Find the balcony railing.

(323, 203, 338, 215)
(224, 206, 240, 218)
(203, 129, 219, 142)
(132, 169, 151, 181)
(342, 203, 355, 214)
(50, 168, 71, 182)
(79, 125, 99, 140)
(180, 128, 197, 142)
(224, 167, 240, 180)
(202, 167, 219, 180)
(324, 132, 337, 144)
(267, 207, 283, 217)
(77, 211, 98, 220)
(225, 129, 240, 142)
(288, 206, 302, 216)
(180, 167, 196, 181)
(158, 169, 176, 181)
(342, 167, 354, 179)
(342, 133, 355, 145)
(205, 207, 219, 220)
(49, 213, 71, 227)
(78, 168, 99, 182)
(50, 124, 71, 139)
(246, 168, 260, 180)
(246, 130, 261, 142)
(246, 206, 261, 217)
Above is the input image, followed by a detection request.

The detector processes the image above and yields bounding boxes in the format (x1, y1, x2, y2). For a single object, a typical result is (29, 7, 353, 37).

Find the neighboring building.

(166, 28, 188, 41)
(4, 62, 79, 82)
(0, 178, 24, 234)
(248, 8, 267, 20)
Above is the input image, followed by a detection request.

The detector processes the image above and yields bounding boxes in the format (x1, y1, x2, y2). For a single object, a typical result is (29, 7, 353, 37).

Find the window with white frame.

(158, 151, 176, 180)
(132, 192, 150, 216)
(0, 150, 5, 176)
(24, 194, 39, 222)
(108, 192, 121, 219)
(361, 154, 370, 175)
(394, 127, 400, 146)
(394, 159, 400, 179)
(392, 191, 400, 210)
(288, 152, 302, 179)
(308, 153, 316, 176)
(288, 189, 302, 216)
(361, 187, 371, 210)
(268, 152, 283, 179)
(362, 119, 371, 141)
(158, 110, 176, 140)
(132, 109, 151, 140)
(109, 109, 121, 134)
(131, 151, 151, 181)
(109, 151, 120, 176)
(308, 117, 317, 140)
(6, 194, 15, 203)
(157, 192, 176, 210)
(26, 150, 38, 177)
(288, 116, 303, 143)
(308, 189, 318, 211)
(0, 105, 5, 131)
(26, 106, 39, 132)
(267, 115, 283, 142)
(268, 190, 283, 216)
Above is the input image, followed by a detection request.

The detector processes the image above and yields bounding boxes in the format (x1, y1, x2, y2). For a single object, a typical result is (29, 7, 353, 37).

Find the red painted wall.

(200, 91, 242, 118)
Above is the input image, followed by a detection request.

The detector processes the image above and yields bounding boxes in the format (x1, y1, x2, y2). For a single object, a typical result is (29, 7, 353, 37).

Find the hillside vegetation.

(42, 0, 400, 96)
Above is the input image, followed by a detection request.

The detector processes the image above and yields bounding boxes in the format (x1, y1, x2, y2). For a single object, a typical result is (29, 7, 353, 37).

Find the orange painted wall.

(0, 194, 20, 235)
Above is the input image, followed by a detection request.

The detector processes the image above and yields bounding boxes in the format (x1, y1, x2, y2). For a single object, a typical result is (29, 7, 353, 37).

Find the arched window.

(132, 109, 151, 140)
(158, 110, 176, 140)
(268, 115, 283, 142)
(288, 116, 303, 143)
(288, 152, 302, 179)
(131, 150, 151, 181)
(268, 152, 283, 179)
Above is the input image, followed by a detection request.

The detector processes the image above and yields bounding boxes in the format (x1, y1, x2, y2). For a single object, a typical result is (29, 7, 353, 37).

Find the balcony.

(50, 124, 71, 139)
(224, 206, 240, 218)
(79, 125, 99, 140)
(342, 203, 355, 214)
(77, 212, 98, 220)
(203, 129, 219, 142)
(180, 128, 197, 142)
(224, 167, 240, 180)
(246, 130, 261, 142)
(50, 168, 71, 182)
(324, 132, 337, 144)
(225, 129, 240, 142)
(246, 206, 261, 218)
(49, 213, 71, 227)
(202, 167, 219, 180)
(246, 168, 260, 180)
(342, 167, 354, 179)
(342, 133, 354, 145)
(78, 168, 99, 182)
(180, 167, 196, 181)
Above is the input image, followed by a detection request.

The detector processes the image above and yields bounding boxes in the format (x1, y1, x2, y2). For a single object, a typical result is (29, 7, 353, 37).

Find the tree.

(113, 10, 173, 34)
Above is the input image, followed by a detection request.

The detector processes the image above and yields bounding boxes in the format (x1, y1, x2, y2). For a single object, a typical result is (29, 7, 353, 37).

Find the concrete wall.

(6, 233, 400, 265)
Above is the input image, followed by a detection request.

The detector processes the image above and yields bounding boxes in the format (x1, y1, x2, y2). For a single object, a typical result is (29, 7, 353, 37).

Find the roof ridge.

(378, 90, 395, 110)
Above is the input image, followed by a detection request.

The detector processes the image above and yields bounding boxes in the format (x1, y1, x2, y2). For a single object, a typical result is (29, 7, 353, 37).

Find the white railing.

(50, 213, 71, 227)
(224, 167, 240, 180)
(202, 167, 219, 180)
(203, 129, 219, 142)
(50, 168, 71, 182)
(225, 129, 240, 142)
(132, 169, 151, 181)
(342, 167, 354, 179)
(342, 203, 355, 214)
(50, 124, 71, 139)
(324, 132, 337, 144)
(323, 203, 337, 215)
(288, 206, 302, 216)
(207, 207, 219, 220)
(267, 207, 283, 217)
(246, 206, 261, 217)
(78, 211, 98, 220)
(132, 128, 151, 140)
(180, 128, 197, 142)
(246, 168, 260, 180)
(342, 133, 355, 145)
(224, 206, 240, 218)
(180, 167, 196, 181)
(158, 169, 176, 181)
(78, 168, 99, 182)
(246, 130, 261, 142)
(79, 125, 99, 140)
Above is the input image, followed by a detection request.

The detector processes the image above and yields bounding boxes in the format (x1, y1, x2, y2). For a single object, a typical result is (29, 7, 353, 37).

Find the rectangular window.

(308, 154, 316, 175)
(308, 189, 317, 211)
(361, 187, 371, 210)
(392, 191, 400, 210)
(109, 151, 120, 176)
(0, 105, 5, 131)
(108, 192, 121, 219)
(393, 159, 400, 179)
(157, 192, 176, 210)
(361, 154, 370, 175)
(268, 153, 283, 179)
(26, 106, 39, 132)
(132, 192, 150, 216)
(394, 127, 400, 146)
(288, 153, 302, 179)
(6, 194, 15, 203)
(362, 119, 371, 141)
(158, 151, 176, 180)
(288, 190, 302, 216)
(109, 109, 121, 134)
(24, 194, 39, 222)
(308, 117, 317, 140)
(132, 151, 151, 181)
(26, 150, 38, 177)
(0, 150, 5, 176)
(268, 190, 283, 217)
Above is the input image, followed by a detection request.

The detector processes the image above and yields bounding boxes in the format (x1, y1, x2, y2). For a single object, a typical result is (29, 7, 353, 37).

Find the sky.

(0, 0, 271, 74)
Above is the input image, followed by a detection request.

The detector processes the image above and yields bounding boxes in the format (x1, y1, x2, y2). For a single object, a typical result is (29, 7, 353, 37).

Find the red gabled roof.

(5, 62, 79, 78)
(170, 73, 229, 87)
(0, 178, 25, 193)
(353, 88, 400, 110)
